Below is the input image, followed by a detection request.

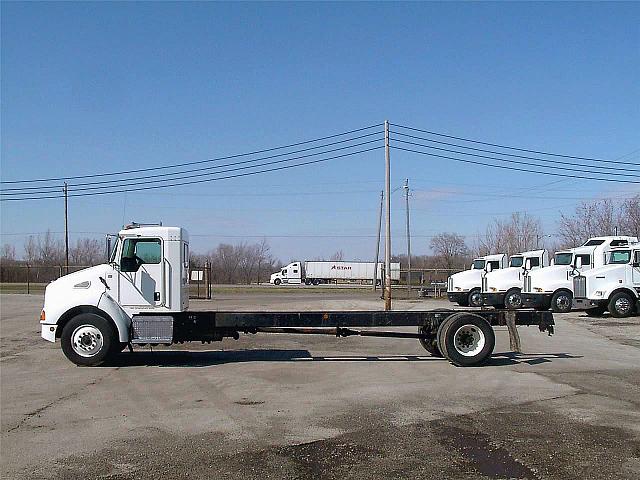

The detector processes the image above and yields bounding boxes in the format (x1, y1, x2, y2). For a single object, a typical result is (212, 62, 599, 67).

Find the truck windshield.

(510, 256, 524, 267)
(472, 260, 485, 269)
(609, 250, 631, 264)
(554, 253, 573, 265)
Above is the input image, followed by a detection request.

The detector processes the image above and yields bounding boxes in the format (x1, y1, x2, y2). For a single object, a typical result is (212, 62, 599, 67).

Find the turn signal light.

(40, 310, 46, 322)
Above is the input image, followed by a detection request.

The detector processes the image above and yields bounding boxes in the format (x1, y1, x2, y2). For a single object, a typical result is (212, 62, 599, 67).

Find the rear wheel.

(441, 313, 495, 367)
(504, 289, 522, 310)
(608, 292, 636, 318)
(550, 291, 572, 313)
(60, 313, 117, 366)
(467, 289, 483, 308)
(418, 326, 442, 357)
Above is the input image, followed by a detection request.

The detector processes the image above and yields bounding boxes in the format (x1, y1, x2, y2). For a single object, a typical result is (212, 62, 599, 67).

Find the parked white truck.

(446, 254, 507, 307)
(270, 261, 400, 286)
(573, 244, 640, 317)
(481, 249, 548, 309)
(39, 223, 555, 367)
(521, 236, 637, 313)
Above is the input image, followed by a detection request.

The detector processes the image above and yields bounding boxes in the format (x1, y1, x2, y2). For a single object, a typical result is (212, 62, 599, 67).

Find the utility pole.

(63, 182, 69, 275)
(384, 120, 392, 311)
(404, 178, 411, 293)
(373, 190, 384, 291)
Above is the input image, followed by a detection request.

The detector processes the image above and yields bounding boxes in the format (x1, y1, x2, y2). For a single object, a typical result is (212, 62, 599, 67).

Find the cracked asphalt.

(1, 291, 639, 479)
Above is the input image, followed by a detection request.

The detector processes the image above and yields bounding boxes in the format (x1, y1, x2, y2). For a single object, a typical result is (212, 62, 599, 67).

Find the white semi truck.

(573, 244, 640, 317)
(270, 261, 401, 286)
(521, 236, 637, 313)
(446, 254, 507, 307)
(481, 250, 548, 310)
(39, 224, 554, 367)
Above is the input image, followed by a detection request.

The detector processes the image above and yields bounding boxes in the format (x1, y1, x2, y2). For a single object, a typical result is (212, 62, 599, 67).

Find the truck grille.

(523, 276, 532, 293)
(573, 276, 587, 298)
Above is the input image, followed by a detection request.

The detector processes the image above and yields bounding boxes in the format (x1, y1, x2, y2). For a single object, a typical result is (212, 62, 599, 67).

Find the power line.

(393, 145, 640, 185)
(391, 138, 640, 179)
(390, 130, 640, 173)
(390, 123, 639, 166)
(0, 123, 383, 185)
(0, 146, 383, 201)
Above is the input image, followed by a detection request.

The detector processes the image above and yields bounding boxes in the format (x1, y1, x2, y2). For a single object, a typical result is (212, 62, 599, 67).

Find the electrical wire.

(0, 123, 383, 184)
(390, 123, 639, 166)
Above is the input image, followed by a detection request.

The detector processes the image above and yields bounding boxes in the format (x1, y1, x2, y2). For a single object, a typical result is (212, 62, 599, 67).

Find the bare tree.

(474, 212, 544, 257)
(430, 233, 469, 270)
(619, 195, 640, 238)
(558, 199, 618, 247)
(70, 238, 103, 266)
(1, 244, 16, 263)
(329, 250, 344, 261)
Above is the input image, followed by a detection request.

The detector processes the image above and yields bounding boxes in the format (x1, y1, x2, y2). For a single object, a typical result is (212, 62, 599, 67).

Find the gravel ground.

(1, 292, 639, 479)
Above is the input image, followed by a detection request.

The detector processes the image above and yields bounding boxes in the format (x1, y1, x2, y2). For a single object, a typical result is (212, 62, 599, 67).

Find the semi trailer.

(521, 236, 637, 313)
(481, 250, 548, 309)
(573, 244, 640, 317)
(39, 224, 554, 368)
(446, 254, 507, 307)
(270, 261, 401, 286)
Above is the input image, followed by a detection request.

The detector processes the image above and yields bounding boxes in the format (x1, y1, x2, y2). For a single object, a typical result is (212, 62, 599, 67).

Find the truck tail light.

(40, 310, 46, 322)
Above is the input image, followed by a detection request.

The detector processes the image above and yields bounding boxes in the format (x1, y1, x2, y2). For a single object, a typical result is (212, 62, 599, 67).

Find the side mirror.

(575, 257, 583, 269)
(121, 256, 139, 273)
(485, 263, 493, 273)
(525, 259, 532, 271)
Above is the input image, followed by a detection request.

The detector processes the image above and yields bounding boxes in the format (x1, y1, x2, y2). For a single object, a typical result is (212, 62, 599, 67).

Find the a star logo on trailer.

(331, 265, 352, 270)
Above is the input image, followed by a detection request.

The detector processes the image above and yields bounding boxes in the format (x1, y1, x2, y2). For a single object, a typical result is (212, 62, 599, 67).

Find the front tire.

(467, 289, 483, 308)
(274, 278, 282, 286)
(504, 289, 522, 310)
(61, 313, 117, 366)
(608, 292, 636, 318)
(550, 291, 572, 313)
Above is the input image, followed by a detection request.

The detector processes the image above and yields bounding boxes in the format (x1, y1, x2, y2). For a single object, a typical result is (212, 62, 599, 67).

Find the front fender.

(97, 293, 132, 342)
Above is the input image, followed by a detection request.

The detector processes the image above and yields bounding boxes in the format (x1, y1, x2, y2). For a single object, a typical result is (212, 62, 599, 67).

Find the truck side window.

(527, 257, 540, 268)
(634, 251, 640, 266)
(488, 261, 500, 270)
(293, 269, 298, 274)
(121, 238, 161, 272)
(576, 254, 591, 267)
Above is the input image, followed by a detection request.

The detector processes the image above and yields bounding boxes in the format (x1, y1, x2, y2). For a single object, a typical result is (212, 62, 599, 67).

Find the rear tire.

(441, 313, 495, 367)
(504, 289, 522, 310)
(418, 326, 442, 357)
(550, 291, 572, 313)
(60, 313, 117, 366)
(467, 289, 483, 308)
(608, 292, 636, 318)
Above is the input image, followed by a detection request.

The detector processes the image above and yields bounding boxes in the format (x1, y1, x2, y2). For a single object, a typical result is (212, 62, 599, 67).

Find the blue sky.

(2, 2, 639, 261)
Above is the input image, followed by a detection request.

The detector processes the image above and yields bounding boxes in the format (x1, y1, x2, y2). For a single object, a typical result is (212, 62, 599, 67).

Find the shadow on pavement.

(105, 349, 581, 368)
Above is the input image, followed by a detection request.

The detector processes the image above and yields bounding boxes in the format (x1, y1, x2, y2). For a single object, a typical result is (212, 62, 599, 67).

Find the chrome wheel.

(506, 292, 522, 309)
(453, 324, 486, 357)
(556, 295, 571, 311)
(71, 325, 104, 358)
(614, 297, 632, 316)
(469, 291, 483, 307)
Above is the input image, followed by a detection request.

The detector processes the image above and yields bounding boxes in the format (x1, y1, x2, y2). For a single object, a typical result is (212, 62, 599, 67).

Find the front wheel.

(504, 289, 522, 310)
(274, 278, 282, 286)
(60, 313, 117, 366)
(608, 292, 636, 318)
(550, 291, 572, 313)
(467, 289, 483, 308)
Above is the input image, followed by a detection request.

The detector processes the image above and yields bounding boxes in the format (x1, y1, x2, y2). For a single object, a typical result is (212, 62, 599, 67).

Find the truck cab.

(270, 262, 303, 285)
(447, 254, 506, 307)
(521, 236, 637, 313)
(482, 249, 548, 309)
(573, 245, 640, 317)
(40, 224, 189, 363)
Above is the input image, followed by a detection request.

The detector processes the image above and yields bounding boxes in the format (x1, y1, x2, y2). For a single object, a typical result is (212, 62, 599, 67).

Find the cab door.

(119, 237, 165, 307)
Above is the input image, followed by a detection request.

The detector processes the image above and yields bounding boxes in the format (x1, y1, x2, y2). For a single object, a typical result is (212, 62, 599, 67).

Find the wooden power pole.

(63, 182, 69, 274)
(384, 120, 392, 311)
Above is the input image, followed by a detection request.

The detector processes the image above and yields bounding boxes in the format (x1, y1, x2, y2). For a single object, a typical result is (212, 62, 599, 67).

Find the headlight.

(534, 287, 544, 292)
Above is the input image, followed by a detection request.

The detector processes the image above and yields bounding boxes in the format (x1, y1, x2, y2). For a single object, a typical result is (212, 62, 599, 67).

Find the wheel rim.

(615, 297, 632, 315)
(556, 295, 571, 310)
(453, 324, 485, 357)
(470, 292, 482, 306)
(507, 293, 522, 308)
(71, 325, 103, 357)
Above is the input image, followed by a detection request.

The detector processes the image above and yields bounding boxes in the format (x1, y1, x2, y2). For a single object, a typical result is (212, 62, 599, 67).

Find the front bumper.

(521, 293, 552, 310)
(572, 298, 606, 310)
(482, 292, 507, 307)
(447, 291, 468, 303)
(41, 323, 57, 342)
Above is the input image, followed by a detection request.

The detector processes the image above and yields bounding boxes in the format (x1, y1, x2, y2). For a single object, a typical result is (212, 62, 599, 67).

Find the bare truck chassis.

(130, 309, 554, 367)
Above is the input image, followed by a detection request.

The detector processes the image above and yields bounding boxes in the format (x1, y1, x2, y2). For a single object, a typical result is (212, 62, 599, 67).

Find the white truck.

(521, 236, 637, 313)
(446, 254, 507, 307)
(573, 244, 640, 317)
(39, 223, 555, 367)
(481, 250, 548, 310)
(270, 261, 400, 286)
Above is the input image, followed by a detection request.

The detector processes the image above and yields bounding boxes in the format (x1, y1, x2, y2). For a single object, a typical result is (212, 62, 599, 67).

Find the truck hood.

(47, 264, 109, 290)
(527, 264, 572, 291)
(449, 269, 482, 290)
(485, 267, 524, 291)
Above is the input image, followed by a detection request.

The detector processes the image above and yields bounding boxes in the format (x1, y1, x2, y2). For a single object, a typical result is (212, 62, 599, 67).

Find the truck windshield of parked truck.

(472, 260, 485, 269)
(554, 252, 573, 265)
(510, 256, 524, 267)
(609, 250, 631, 264)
